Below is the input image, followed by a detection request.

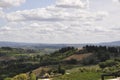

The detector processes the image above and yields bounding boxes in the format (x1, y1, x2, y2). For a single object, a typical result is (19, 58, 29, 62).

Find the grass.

(53, 72, 101, 80)
(53, 65, 102, 80)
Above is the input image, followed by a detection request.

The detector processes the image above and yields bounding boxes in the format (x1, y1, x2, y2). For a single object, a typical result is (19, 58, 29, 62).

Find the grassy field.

(53, 72, 101, 80)
(53, 65, 102, 80)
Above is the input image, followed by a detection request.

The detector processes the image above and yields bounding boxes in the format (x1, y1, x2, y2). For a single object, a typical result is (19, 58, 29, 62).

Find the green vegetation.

(29, 72, 36, 80)
(81, 45, 120, 65)
(4, 73, 37, 80)
(4, 78, 12, 80)
(0, 47, 54, 80)
(98, 58, 120, 74)
(53, 65, 101, 80)
(12, 74, 28, 80)
(0, 47, 76, 80)
(53, 72, 101, 80)
(1, 45, 120, 80)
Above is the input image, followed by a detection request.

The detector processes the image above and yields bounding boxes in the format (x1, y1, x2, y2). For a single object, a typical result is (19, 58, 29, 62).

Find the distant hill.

(99, 41, 120, 46)
(0, 41, 36, 48)
(0, 41, 85, 49)
(0, 41, 120, 49)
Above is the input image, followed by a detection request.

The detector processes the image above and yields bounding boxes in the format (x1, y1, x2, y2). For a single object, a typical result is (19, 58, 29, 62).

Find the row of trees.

(80, 45, 120, 65)
(84, 45, 120, 54)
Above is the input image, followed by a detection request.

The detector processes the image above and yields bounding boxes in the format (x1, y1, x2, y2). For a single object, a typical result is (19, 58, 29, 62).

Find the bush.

(29, 72, 36, 80)
(4, 78, 12, 80)
(99, 60, 117, 69)
(58, 65, 66, 75)
(60, 69, 65, 75)
(13, 74, 28, 80)
(66, 59, 77, 64)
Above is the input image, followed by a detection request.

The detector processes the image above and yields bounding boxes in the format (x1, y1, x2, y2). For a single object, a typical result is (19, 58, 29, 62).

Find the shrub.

(58, 64, 66, 75)
(66, 58, 77, 64)
(99, 60, 117, 69)
(29, 72, 36, 80)
(13, 74, 28, 80)
(4, 78, 12, 80)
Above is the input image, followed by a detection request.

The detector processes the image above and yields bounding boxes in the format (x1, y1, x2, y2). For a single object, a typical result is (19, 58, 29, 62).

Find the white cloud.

(0, 8, 5, 18)
(112, 0, 120, 6)
(6, 6, 108, 23)
(0, 0, 26, 8)
(112, 0, 120, 3)
(55, 0, 89, 9)
(4, 0, 108, 24)
(0, 0, 119, 43)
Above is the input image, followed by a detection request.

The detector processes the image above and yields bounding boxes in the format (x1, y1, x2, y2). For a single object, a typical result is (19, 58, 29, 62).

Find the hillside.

(1, 45, 120, 80)
(64, 53, 92, 61)
(0, 56, 16, 61)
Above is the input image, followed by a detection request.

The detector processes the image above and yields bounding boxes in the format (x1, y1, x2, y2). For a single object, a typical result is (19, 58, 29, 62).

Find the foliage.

(58, 64, 66, 75)
(81, 45, 120, 65)
(12, 74, 28, 80)
(81, 55, 97, 65)
(4, 78, 12, 80)
(66, 58, 77, 64)
(1, 46, 120, 80)
(29, 72, 36, 80)
(99, 60, 117, 69)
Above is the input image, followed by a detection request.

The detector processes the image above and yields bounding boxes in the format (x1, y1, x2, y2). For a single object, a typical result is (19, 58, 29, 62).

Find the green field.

(53, 65, 102, 80)
(53, 72, 101, 80)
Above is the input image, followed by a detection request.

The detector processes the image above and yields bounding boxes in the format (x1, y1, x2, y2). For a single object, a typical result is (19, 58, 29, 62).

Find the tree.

(99, 60, 117, 69)
(1, 47, 12, 50)
(96, 51, 110, 62)
(58, 64, 65, 75)
(66, 58, 77, 64)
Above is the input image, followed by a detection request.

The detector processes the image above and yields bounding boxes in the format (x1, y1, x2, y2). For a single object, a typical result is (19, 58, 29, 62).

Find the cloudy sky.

(0, 0, 120, 43)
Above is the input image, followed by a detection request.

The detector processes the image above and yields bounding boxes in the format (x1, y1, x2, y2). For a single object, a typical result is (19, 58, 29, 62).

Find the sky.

(0, 0, 120, 44)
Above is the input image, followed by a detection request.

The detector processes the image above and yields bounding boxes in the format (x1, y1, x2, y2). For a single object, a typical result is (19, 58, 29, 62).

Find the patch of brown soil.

(64, 53, 92, 61)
